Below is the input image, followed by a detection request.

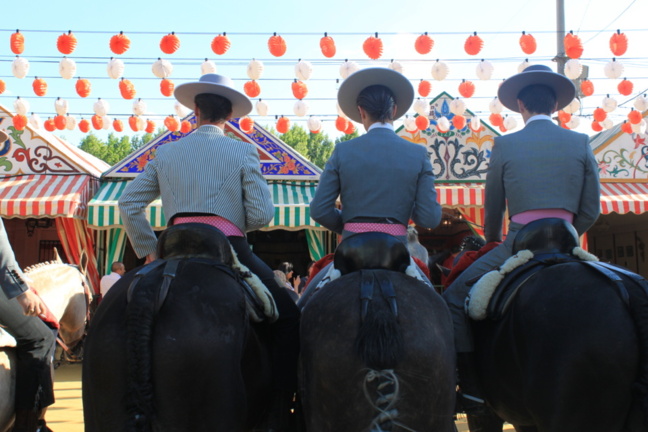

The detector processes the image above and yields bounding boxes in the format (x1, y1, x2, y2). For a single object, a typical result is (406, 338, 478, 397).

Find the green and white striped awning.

(87, 180, 323, 231)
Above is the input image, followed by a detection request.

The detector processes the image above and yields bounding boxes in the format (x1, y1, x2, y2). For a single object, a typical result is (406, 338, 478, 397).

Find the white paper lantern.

(132, 99, 147, 116)
(449, 98, 466, 116)
(518, 59, 530, 73)
(604, 59, 624, 79)
(563, 98, 581, 115)
(102, 115, 111, 130)
(602, 95, 618, 113)
(65, 115, 76, 131)
(475, 60, 494, 80)
(295, 59, 313, 81)
(107, 58, 125, 79)
(431, 60, 449, 81)
(93, 98, 110, 116)
(601, 118, 613, 130)
(388, 60, 404, 74)
(634, 95, 648, 112)
(489, 97, 504, 114)
(172, 101, 190, 118)
(136, 116, 146, 132)
(413, 98, 429, 116)
(437, 116, 450, 133)
(337, 103, 348, 119)
(469, 115, 482, 132)
(293, 100, 309, 117)
(632, 120, 647, 135)
(152, 58, 173, 78)
(12, 56, 29, 79)
(564, 59, 582, 80)
(403, 116, 418, 133)
(54, 97, 68, 116)
(504, 115, 518, 130)
(59, 57, 76, 80)
(247, 59, 264, 80)
(307, 116, 322, 132)
(255, 99, 269, 116)
(14, 97, 29, 116)
(201, 59, 217, 75)
(339, 60, 360, 79)
(566, 115, 581, 129)
(29, 113, 42, 129)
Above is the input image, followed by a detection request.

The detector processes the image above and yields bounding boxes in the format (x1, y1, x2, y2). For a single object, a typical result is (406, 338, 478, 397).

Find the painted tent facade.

(0, 105, 109, 292)
(88, 115, 325, 269)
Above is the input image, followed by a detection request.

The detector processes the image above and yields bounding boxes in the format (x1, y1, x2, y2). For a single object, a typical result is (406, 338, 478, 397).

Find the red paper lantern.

(452, 115, 467, 130)
(211, 34, 231, 55)
(0, 80, 5, 94)
(344, 121, 355, 135)
(363, 34, 383, 60)
(43, 118, 55, 132)
(119, 78, 136, 100)
(268, 33, 287, 57)
(160, 78, 175, 97)
(320, 34, 336, 58)
(621, 121, 633, 134)
(489, 113, 504, 127)
(291, 80, 308, 100)
(13, 114, 27, 131)
(180, 120, 192, 134)
(57, 31, 77, 55)
(78, 118, 90, 133)
(458, 80, 475, 98)
(519, 32, 537, 55)
(564, 32, 583, 59)
(618, 79, 633, 96)
(415, 33, 434, 55)
(580, 80, 594, 97)
(113, 118, 124, 132)
(110, 32, 130, 55)
(628, 109, 643, 125)
(91, 114, 104, 130)
(335, 116, 349, 132)
(54, 115, 66, 130)
(558, 110, 571, 124)
(593, 107, 607, 122)
(76, 78, 91, 98)
(610, 30, 628, 57)
(499, 124, 508, 133)
(164, 115, 180, 132)
(418, 80, 432, 97)
(10, 30, 24, 55)
(145, 119, 156, 134)
(244, 80, 261, 98)
(32, 77, 47, 96)
(160, 32, 180, 54)
(239, 116, 254, 133)
(129, 115, 139, 132)
(276, 116, 290, 134)
(416, 116, 430, 131)
(464, 32, 483, 56)
(591, 121, 603, 132)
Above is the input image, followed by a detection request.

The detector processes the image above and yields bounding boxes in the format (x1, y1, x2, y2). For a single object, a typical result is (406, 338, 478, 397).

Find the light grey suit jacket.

(484, 118, 600, 242)
(310, 127, 442, 234)
(0, 218, 29, 299)
(119, 125, 274, 258)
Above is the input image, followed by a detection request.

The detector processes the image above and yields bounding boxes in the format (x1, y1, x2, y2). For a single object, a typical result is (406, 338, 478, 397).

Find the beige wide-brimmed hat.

(0, 129, 8, 143)
(174, 74, 253, 118)
(337, 67, 414, 123)
(498, 64, 575, 113)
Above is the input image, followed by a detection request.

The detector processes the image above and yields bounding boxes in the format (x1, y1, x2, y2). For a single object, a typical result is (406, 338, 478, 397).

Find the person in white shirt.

(99, 262, 125, 297)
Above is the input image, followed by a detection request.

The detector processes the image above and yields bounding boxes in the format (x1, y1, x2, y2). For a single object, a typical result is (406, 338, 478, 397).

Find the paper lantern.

(518, 59, 530, 73)
(519, 32, 536, 55)
(628, 109, 643, 125)
(415, 33, 434, 55)
(107, 57, 125, 79)
(91, 115, 103, 130)
(295, 59, 313, 81)
(632, 120, 647, 135)
(10, 30, 24, 55)
(293, 100, 309, 117)
(133, 99, 147, 116)
(160, 33, 180, 54)
(339, 60, 359, 79)
(32, 77, 47, 96)
(504, 115, 517, 130)
(418, 80, 432, 97)
(54, 97, 68, 115)
(335, 116, 349, 132)
(475, 60, 493, 80)
(464, 32, 483, 56)
(180, 120, 192, 134)
(268, 33, 287, 57)
(604, 58, 624, 79)
(580, 80, 594, 97)
(618, 79, 633, 96)
(452, 115, 467, 130)
(57, 31, 77, 55)
(44, 118, 56, 132)
(78, 118, 91, 133)
(363, 34, 383, 60)
(152, 58, 173, 78)
(14, 97, 29, 116)
(320, 34, 336, 58)
(244, 81, 261, 98)
(558, 110, 571, 124)
(602, 95, 618, 113)
(458, 80, 475, 98)
(489, 97, 504, 114)
(276, 116, 290, 134)
(256, 99, 269, 116)
(75, 78, 91, 98)
(59, 57, 76, 79)
(93, 98, 110, 116)
(435, 116, 449, 132)
(431, 60, 449, 81)
(388, 60, 404, 74)
(566, 115, 580, 130)
(53, 115, 66, 130)
(13, 114, 28, 131)
(469, 115, 482, 132)
(201, 59, 217, 75)
(609, 30, 628, 57)
(621, 121, 633, 134)
(0, 80, 5, 94)
(593, 107, 607, 122)
(564, 59, 582, 80)
(307, 116, 322, 133)
(634, 94, 648, 112)
(601, 118, 613, 130)
(113, 118, 124, 132)
(29, 113, 42, 129)
(499, 124, 508, 133)
(174, 101, 190, 118)
(489, 113, 503, 127)
(110, 32, 130, 55)
(239, 116, 254, 133)
(413, 98, 429, 116)
(416, 115, 430, 131)
(12, 56, 29, 79)
(564, 31, 583, 59)
(160, 78, 175, 97)
(449, 98, 466, 116)
(247, 59, 264, 80)
(292, 80, 308, 100)
(403, 116, 417, 133)
(128, 115, 139, 132)
(145, 119, 155, 134)
(344, 121, 355, 135)
(119, 79, 136, 100)
(211, 34, 230, 55)
(65, 115, 76, 131)
(563, 98, 581, 115)
(591, 120, 602, 132)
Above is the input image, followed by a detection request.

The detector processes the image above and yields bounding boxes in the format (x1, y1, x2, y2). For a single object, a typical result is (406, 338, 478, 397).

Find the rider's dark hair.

(356, 85, 396, 123)
(517, 84, 557, 115)
(194, 93, 232, 123)
(278, 262, 294, 275)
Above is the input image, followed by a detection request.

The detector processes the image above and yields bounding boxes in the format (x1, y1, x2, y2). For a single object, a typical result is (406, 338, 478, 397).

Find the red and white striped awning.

(600, 182, 648, 214)
(0, 174, 97, 219)
(436, 183, 485, 207)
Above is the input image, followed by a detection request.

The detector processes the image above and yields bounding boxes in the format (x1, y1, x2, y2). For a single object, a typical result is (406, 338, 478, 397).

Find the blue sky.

(2, 0, 646, 146)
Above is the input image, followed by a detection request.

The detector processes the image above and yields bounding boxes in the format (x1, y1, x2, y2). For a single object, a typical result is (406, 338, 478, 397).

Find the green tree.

(334, 129, 359, 145)
(279, 124, 309, 156)
(277, 124, 335, 169)
(78, 130, 158, 165)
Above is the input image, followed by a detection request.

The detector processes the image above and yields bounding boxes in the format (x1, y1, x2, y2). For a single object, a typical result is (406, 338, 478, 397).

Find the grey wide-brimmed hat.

(174, 74, 253, 118)
(338, 67, 414, 123)
(498, 64, 576, 113)
(0, 130, 7, 143)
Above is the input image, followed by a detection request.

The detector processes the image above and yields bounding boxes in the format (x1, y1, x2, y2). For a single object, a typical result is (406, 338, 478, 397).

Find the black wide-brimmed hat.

(174, 73, 252, 118)
(498, 64, 575, 113)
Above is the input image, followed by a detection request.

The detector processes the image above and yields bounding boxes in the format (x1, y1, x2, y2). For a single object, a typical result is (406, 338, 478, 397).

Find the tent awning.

(0, 174, 96, 219)
(87, 180, 322, 231)
(436, 183, 485, 207)
(600, 182, 648, 214)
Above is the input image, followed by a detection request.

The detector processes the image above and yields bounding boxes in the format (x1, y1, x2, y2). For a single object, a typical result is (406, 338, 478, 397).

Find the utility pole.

(555, 0, 567, 75)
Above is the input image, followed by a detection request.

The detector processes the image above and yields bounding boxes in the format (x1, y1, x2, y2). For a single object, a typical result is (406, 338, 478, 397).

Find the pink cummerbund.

(344, 222, 408, 237)
(173, 215, 244, 237)
(511, 209, 574, 225)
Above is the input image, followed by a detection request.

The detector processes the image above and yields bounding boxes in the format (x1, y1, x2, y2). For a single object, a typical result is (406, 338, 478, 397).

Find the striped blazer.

(119, 125, 274, 258)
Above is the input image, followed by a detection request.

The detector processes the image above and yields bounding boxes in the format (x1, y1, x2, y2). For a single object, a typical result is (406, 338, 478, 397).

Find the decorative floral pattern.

(596, 132, 648, 179)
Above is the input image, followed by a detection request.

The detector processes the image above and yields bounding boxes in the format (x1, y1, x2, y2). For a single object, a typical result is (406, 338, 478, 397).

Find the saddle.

(334, 232, 412, 276)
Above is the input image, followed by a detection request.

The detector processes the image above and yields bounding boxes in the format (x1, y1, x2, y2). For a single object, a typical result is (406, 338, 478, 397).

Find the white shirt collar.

(526, 114, 553, 124)
(368, 122, 394, 132)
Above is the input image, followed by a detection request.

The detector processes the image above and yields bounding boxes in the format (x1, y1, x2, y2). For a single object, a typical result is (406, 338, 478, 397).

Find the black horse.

(83, 224, 273, 432)
(299, 233, 456, 432)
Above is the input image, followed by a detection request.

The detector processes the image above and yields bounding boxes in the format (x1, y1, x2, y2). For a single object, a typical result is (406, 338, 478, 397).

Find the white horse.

(0, 252, 91, 432)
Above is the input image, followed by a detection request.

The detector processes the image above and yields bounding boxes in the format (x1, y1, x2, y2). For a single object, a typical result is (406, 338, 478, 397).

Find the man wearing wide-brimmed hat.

(119, 74, 300, 431)
(443, 64, 601, 413)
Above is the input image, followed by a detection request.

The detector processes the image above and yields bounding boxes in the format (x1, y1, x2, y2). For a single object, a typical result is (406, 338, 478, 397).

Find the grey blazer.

(119, 125, 274, 258)
(310, 127, 442, 234)
(0, 219, 29, 299)
(484, 118, 600, 242)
